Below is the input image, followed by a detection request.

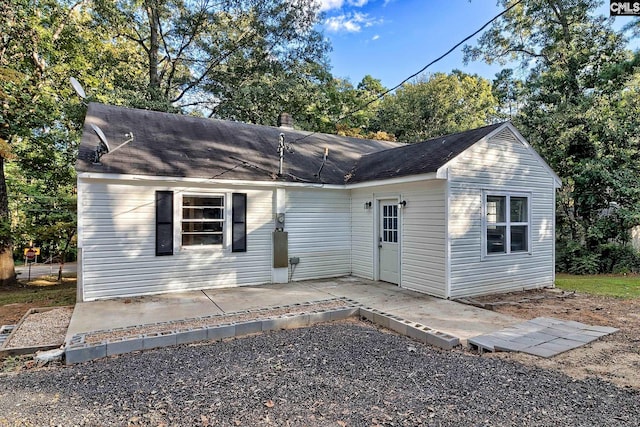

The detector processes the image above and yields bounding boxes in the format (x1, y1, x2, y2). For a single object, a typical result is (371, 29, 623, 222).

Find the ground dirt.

(0, 278, 76, 325)
(470, 289, 640, 390)
(0, 301, 35, 325)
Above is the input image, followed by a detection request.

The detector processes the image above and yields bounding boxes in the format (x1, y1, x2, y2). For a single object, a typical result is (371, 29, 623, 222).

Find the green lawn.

(0, 276, 76, 306)
(555, 273, 640, 298)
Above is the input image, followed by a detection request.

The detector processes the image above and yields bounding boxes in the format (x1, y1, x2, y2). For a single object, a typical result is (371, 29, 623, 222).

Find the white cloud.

(318, 0, 345, 12)
(318, 0, 370, 12)
(372, 34, 380, 41)
(325, 12, 381, 33)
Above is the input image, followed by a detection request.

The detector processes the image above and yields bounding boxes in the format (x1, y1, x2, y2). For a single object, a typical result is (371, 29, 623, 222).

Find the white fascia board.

(77, 171, 442, 190)
(76, 172, 345, 190)
(344, 172, 440, 189)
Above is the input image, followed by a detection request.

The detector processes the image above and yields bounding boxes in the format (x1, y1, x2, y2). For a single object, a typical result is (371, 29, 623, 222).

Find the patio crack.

(201, 290, 225, 314)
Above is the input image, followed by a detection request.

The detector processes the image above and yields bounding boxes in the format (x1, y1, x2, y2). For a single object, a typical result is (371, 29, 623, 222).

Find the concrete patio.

(66, 276, 520, 345)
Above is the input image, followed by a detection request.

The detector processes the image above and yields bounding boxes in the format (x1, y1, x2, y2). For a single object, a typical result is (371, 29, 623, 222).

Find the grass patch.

(556, 273, 640, 298)
(0, 276, 76, 306)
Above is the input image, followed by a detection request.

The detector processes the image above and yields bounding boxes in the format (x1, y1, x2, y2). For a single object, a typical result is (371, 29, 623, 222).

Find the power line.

(293, 0, 523, 144)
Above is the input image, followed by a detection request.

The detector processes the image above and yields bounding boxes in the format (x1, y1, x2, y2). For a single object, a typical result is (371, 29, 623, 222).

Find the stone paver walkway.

(468, 317, 618, 358)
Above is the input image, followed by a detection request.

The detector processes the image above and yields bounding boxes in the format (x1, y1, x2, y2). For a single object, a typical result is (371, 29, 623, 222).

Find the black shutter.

(156, 191, 173, 256)
(232, 193, 247, 252)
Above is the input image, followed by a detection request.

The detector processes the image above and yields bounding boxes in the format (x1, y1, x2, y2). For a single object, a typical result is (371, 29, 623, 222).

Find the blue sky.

(318, 0, 625, 89)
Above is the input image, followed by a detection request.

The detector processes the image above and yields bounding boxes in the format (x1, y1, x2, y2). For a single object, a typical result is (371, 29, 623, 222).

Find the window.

(382, 204, 398, 243)
(182, 195, 224, 246)
(484, 193, 529, 255)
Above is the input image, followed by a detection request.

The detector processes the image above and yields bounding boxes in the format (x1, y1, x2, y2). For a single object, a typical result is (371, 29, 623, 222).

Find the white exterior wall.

(285, 189, 352, 281)
(78, 178, 273, 300)
(350, 189, 375, 279)
(351, 181, 447, 297)
(447, 129, 556, 298)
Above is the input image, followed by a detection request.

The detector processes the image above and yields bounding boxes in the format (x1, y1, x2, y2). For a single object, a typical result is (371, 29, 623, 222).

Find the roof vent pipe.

(278, 112, 294, 129)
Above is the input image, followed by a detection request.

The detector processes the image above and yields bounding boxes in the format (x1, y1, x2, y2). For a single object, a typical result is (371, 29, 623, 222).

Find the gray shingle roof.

(76, 103, 506, 185)
(346, 123, 505, 183)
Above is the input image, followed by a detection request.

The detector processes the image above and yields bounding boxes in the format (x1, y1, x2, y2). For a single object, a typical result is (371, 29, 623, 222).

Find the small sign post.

(23, 247, 40, 282)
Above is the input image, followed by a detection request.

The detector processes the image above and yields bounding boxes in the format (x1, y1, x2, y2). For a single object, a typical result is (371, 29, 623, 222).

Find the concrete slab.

(306, 278, 520, 342)
(66, 290, 221, 343)
(65, 276, 520, 348)
(204, 283, 331, 313)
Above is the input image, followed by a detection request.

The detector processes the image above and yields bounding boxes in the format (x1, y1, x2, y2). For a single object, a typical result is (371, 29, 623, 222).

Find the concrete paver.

(468, 316, 618, 357)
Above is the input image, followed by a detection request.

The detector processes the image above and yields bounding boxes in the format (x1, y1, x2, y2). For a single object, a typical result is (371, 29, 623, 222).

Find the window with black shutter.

(156, 191, 174, 256)
(232, 193, 247, 252)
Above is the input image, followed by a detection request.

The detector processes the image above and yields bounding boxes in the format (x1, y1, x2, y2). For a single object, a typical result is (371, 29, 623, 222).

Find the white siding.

(78, 179, 273, 300)
(285, 189, 352, 281)
(351, 182, 447, 297)
(447, 128, 556, 298)
(350, 189, 375, 279)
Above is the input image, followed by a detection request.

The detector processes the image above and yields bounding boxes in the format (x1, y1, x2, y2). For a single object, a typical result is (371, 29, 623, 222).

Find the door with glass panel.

(378, 200, 399, 284)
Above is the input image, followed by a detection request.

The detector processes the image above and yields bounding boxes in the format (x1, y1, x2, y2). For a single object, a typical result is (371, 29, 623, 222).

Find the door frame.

(374, 197, 402, 286)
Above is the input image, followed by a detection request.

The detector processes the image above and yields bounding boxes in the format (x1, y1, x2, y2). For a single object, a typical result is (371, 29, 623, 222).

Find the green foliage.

(91, 0, 330, 117)
(492, 68, 524, 119)
(469, 0, 640, 267)
(369, 71, 498, 142)
(556, 240, 600, 275)
(298, 75, 392, 137)
(557, 240, 640, 274)
(598, 243, 640, 274)
(0, 0, 97, 267)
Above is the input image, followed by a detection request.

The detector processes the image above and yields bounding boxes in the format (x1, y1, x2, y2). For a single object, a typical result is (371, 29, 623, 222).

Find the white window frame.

(481, 190, 532, 259)
(179, 193, 227, 249)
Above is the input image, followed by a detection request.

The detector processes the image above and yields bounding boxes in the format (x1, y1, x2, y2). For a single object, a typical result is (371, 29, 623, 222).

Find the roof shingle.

(76, 103, 506, 185)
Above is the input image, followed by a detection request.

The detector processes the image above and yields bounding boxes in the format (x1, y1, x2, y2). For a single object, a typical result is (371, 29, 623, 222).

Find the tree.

(370, 71, 498, 142)
(0, 0, 80, 283)
(0, 0, 118, 283)
(492, 69, 524, 119)
(465, 0, 640, 271)
(91, 0, 330, 116)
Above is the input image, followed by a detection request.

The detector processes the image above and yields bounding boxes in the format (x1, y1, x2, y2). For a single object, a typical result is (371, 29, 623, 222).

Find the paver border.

(64, 298, 460, 364)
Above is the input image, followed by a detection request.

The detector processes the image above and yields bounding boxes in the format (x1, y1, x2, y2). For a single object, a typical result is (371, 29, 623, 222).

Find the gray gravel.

(0, 321, 638, 426)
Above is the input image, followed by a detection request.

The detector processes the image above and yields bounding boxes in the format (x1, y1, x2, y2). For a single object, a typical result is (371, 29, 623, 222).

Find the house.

(75, 103, 561, 301)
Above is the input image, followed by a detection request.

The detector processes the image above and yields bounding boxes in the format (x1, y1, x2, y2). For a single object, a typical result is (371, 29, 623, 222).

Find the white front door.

(379, 200, 399, 284)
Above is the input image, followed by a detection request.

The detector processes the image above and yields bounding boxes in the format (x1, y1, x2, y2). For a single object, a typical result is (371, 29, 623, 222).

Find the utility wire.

(89, 1, 525, 217)
(292, 0, 523, 144)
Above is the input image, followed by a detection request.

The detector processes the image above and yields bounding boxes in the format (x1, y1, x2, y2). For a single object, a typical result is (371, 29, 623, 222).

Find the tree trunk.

(145, 0, 160, 99)
(0, 249, 16, 285)
(57, 229, 75, 282)
(0, 158, 16, 285)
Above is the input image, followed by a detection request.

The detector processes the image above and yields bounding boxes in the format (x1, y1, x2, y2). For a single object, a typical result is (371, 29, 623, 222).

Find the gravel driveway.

(0, 321, 638, 426)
